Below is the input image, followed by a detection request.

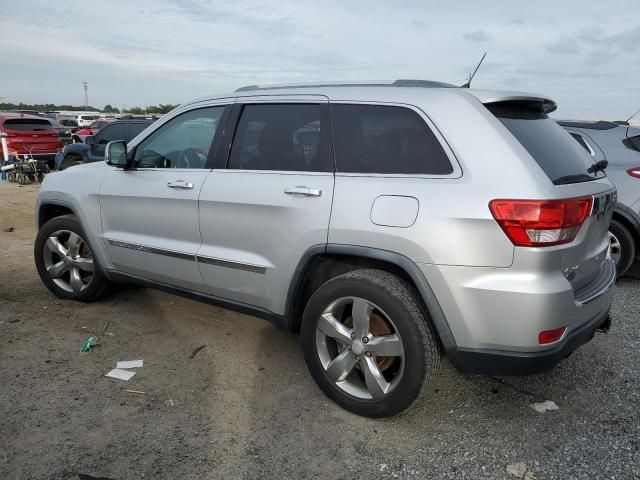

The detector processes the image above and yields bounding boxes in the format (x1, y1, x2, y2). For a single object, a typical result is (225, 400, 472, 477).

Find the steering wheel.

(176, 147, 208, 168)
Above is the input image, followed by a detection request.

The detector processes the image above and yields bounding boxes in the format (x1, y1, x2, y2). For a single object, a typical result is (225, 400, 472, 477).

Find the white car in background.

(76, 115, 99, 127)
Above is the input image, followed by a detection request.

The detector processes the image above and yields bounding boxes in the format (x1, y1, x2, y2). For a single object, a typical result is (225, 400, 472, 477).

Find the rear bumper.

(448, 307, 611, 375)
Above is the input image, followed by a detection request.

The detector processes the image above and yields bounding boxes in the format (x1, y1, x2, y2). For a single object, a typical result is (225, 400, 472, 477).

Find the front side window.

(228, 103, 329, 172)
(331, 104, 453, 175)
(133, 107, 224, 169)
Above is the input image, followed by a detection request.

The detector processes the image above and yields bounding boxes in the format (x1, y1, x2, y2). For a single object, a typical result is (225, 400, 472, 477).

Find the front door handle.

(167, 180, 194, 189)
(284, 186, 322, 197)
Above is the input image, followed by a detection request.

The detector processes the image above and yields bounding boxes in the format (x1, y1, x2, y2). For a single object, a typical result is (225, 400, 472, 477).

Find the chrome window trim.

(196, 255, 267, 274)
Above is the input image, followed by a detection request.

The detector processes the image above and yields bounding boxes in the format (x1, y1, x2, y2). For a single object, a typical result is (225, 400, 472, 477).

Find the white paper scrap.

(105, 368, 136, 381)
(116, 360, 144, 369)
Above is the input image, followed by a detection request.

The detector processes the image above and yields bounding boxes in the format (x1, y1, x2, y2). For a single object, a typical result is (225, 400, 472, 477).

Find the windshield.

(487, 104, 602, 185)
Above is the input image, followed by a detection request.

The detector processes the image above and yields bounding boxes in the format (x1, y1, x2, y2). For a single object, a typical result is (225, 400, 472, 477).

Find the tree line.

(0, 102, 180, 115)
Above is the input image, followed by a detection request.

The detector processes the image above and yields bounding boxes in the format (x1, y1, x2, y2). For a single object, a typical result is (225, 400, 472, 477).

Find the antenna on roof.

(461, 52, 486, 88)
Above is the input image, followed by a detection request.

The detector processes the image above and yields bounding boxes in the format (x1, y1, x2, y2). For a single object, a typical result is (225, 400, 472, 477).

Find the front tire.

(609, 219, 635, 277)
(34, 214, 111, 302)
(301, 269, 439, 418)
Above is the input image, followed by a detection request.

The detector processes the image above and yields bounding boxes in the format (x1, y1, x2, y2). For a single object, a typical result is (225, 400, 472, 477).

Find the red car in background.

(73, 119, 114, 142)
(0, 113, 61, 166)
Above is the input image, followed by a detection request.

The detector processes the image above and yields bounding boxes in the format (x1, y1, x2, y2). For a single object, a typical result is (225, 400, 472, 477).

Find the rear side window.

(623, 135, 640, 152)
(96, 124, 126, 144)
(331, 104, 453, 175)
(3, 119, 54, 131)
(228, 104, 329, 172)
(569, 133, 594, 156)
(488, 104, 599, 185)
(125, 123, 150, 142)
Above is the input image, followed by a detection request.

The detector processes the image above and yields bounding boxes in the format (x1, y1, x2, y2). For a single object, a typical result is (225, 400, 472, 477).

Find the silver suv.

(34, 81, 617, 417)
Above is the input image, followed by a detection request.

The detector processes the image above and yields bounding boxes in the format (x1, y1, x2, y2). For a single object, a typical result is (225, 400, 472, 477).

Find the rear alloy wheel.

(302, 269, 439, 417)
(609, 219, 636, 277)
(34, 214, 110, 302)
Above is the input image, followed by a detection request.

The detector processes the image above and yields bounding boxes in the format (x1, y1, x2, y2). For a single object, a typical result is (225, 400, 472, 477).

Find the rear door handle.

(167, 180, 194, 189)
(284, 186, 322, 197)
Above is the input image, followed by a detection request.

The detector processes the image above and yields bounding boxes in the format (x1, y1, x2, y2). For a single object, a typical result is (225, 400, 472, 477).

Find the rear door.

(197, 96, 334, 314)
(99, 103, 230, 292)
(3, 118, 59, 155)
(491, 105, 616, 290)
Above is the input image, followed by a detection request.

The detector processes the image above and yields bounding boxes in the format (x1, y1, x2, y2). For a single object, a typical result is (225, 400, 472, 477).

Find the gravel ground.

(0, 181, 639, 480)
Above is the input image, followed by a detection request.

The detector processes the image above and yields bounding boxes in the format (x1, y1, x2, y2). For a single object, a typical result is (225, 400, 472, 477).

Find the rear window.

(331, 104, 453, 175)
(3, 119, 55, 131)
(80, 116, 97, 121)
(488, 104, 601, 185)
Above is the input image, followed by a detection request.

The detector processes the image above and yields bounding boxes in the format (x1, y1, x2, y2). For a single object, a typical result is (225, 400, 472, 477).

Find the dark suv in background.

(560, 120, 640, 276)
(55, 119, 155, 170)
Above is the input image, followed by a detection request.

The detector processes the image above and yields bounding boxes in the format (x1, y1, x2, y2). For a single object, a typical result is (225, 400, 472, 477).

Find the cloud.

(546, 36, 581, 55)
(462, 29, 492, 42)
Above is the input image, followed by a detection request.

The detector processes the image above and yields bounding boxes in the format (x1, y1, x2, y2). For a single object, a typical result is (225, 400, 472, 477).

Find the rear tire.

(609, 219, 635, 277)
(34, 214, 111, 302)
(301, 269, 439, 418)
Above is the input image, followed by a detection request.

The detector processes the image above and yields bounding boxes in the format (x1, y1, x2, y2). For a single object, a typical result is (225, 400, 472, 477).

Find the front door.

(99, 104, 229, 292)
(197, 98, 334, 314)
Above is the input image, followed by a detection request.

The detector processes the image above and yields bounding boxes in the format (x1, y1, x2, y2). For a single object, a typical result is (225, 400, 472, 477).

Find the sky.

(0, 0, 639, 120)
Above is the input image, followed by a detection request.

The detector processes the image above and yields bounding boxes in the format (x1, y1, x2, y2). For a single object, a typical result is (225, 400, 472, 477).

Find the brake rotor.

(345, 311, 396, 372)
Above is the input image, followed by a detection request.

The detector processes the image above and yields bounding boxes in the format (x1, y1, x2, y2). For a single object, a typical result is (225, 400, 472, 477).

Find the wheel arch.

(612, 204, 640, 252)
(285, 244, 457, 351)
(38, 201, 75, 228)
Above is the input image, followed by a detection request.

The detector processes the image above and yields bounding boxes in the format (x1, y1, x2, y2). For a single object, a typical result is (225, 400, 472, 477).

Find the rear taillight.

(627, 167, 640, 179)
(489, 197, 592, 247)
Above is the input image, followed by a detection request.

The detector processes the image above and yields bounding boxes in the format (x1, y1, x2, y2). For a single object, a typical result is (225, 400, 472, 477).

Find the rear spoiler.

(466, 90, 557, 114)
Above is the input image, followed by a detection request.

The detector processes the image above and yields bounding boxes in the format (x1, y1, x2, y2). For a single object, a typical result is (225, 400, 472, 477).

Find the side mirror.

(105, 140, 131, 168)
(84, 135, 95, 145)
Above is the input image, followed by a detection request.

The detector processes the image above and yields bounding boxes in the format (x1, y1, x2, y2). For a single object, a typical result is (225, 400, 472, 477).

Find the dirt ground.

(1, 180, 639, 480)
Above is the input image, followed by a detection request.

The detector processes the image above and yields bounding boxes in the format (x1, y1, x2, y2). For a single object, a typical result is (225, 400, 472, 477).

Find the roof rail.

(235, 79, 455, 92)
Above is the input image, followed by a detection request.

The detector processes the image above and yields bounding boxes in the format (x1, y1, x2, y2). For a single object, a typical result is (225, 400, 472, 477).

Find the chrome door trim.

(106, 239, 195, 261)
(106, 238, 268, 274)
(196, 255, 267, 274)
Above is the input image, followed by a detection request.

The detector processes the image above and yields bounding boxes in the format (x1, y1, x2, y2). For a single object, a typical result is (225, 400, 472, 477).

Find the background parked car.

(46, 119, 73, 146)
(72, 119, 114, 143)
(76, 114, 99, 127)
(55, 119, 154, 170)
(560, 120, 640, 276)
(0, 113, 61, 167)
(58, 118, 79, 129)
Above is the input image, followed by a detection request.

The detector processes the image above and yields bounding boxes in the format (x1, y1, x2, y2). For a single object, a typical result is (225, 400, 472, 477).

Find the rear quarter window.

(3, 119, 55, 131)
(331, 104, 453, 175)
(487, 104, 600, 185)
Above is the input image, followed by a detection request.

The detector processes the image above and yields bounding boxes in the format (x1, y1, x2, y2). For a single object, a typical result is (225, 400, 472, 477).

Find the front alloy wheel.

(42, 230, 95, 293)
(34, 214, 110, 302)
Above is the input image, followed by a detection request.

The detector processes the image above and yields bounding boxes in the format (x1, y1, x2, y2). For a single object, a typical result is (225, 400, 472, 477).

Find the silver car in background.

(34, 81, 616, 417)
(561, 120, 640, 276)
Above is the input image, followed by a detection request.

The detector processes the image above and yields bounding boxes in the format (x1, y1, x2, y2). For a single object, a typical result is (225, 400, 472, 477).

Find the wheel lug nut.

(362, 337, 369, 344)
(354, 356, 360, 361)
(350, 333, 356, 340)
(365, 352, 372, 357)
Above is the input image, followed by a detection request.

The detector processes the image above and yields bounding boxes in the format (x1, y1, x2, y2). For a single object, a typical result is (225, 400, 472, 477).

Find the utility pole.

(83, 82, 88, 109)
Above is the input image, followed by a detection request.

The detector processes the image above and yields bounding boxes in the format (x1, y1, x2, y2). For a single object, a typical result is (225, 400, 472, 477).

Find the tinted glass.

(331, 104, 453, 175)
(134, 106, 223, 169)
(4, 119, 54, 131)
(489, 105, 599, 185)
(229, 104, 328, 172)
(569, 133, 593, 155)
(97, 124, 127, 144)
(125, 123, 150, 142)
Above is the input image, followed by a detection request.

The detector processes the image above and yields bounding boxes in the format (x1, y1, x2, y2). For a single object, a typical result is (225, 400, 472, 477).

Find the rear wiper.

(587, 159, 608, 174)
(553, 174, 594, 185)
